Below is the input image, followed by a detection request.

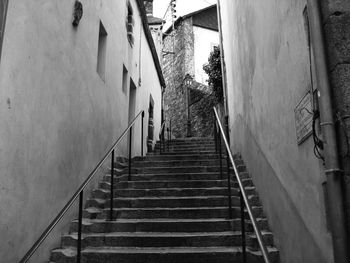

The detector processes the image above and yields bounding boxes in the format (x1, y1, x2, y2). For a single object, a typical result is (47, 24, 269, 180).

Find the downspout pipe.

(307, 1, 349, 263)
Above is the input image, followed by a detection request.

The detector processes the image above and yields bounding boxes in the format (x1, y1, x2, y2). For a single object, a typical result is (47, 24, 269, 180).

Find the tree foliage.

(203, 46, 223, 102)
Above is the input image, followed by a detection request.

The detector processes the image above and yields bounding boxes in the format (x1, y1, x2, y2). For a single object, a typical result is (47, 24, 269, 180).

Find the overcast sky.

(153, 0, 217, 19)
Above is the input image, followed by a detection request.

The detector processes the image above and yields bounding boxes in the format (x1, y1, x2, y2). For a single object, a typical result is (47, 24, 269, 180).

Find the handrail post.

(218, 127, 223, 180)
(225, 116, 232, 219)
(141, 111, 144, 156)
(167, 127, 170, 152)
(77, 191, 83, 263)
(170, 120, 172, 143)
(163, 129, 165, 153)
(109, 149, 115, 221)
(128, 127, 132, 181)
(240, 191, 247, 263)
(214, 120, 218, 153)
(159, 134, 162, 155)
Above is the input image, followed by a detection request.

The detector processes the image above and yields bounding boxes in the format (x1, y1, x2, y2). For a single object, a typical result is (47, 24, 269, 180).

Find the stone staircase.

(50, 137, 279, 263)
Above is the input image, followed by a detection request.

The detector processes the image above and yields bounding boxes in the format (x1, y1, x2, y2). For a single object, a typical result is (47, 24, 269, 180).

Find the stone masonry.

(163, 16, 218, 138)
(320, 0, 350, 233)
(163, 18, 195, 138)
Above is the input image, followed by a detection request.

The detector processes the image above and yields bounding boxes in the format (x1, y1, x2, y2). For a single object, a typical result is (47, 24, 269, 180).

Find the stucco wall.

(219, 0, 333, 262)
(0, 0, 162, 262)
(193, 26, 219, 84)
(320, 0, 350, 234)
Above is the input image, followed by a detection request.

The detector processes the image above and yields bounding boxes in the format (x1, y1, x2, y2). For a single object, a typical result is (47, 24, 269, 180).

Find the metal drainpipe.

(307, 1, 349, 262)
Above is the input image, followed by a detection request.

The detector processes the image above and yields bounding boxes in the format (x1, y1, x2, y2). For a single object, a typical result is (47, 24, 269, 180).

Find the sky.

(153, 0, 217, 20)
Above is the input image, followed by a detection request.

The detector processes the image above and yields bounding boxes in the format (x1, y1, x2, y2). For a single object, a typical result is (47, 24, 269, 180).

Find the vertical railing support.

(163, 130, 165, 153)
(218, 130, 223, 180)
(214, 119, 218, 153)
(170, 120, 172, 143)
(167, 127, 170, 152)
(240, 191, 247, 263)
(141, 111, 144, 156)
(109, 149, 115, 221)
(159, 134, 162, 155)
(128, 127, 132, 181)
(225, 116, 232, 218)
(77, 191, 83, 263)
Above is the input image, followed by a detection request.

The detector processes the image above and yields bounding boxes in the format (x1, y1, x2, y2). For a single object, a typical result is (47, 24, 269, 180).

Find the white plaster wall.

(0, 0, 162, 262)
(219, 0, 333, 262)
(193, 26, 219, 84)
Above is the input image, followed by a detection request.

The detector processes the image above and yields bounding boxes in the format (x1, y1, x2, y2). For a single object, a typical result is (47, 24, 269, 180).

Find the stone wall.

(189, 83, 217, 137)
(320, 0, 350, 234)
(163, 18, 194, 138)
(162, 17, 218, 138)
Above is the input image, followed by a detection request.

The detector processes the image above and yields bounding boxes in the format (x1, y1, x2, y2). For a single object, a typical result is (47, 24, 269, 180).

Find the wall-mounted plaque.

(294, 91, 313, 144)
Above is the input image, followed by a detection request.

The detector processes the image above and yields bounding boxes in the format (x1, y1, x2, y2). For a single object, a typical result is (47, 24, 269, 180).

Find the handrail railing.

(159, 120, 166, 154)
(20, 110, 145, 263)
(213, 107, 270, 263)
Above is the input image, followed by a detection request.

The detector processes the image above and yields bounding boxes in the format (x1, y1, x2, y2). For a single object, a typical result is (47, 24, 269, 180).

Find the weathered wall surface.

(163, 18, 194, 138)
(0, 0, 162, 262)
(163, 17, 219, 138)
(219, 0, 333, 262)
(320, 0, 350, 234)
(193, 26, 219, 84)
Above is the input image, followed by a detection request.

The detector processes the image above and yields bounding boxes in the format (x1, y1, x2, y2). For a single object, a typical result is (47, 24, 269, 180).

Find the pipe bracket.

(320, 121, 334, 127)
(324, 168, 343, 175)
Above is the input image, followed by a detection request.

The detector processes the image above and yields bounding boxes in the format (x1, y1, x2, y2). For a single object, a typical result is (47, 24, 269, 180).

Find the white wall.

(0, 0, 162, 262)
(193, 26, 219, 84)
(219, 0, 333, 262)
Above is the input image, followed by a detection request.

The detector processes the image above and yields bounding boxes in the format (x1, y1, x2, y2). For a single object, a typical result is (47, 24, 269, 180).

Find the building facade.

(162, 5, 219, 138)
(218, 0, 350, 263)
(0, 0, 164, 262)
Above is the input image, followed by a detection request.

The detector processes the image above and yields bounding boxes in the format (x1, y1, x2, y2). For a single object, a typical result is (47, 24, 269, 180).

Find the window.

(122, 65, 128, 93)
(126, 3, 134, 46)
(97, 21, 107, 80)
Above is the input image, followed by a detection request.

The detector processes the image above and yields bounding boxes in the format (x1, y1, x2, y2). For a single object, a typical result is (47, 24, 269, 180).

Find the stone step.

(104, 172, 249, 183)
(133, 154, 224, 161)
(99, 178, 253, 190)
(147, 150, 218, 155)
(131, 159, 236, 167)
(85, 195, 261, 209)
(69, 218, 269, 234)
(51, 246, 279, 263)
(83, 206, 264, 220)
(157, 138, 214, 143)
(129, 166, 233, 174)
(62, 231, 236, 248)
(61, 231, 274, 249)
(154, 145, 219, 151)
(92, 186, 257, 199)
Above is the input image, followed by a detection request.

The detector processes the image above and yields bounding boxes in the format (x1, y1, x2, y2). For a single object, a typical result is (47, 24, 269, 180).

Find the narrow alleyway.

(49, 137, 279, 263)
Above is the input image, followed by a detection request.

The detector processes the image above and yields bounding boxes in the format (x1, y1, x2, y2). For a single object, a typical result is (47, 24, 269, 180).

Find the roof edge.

(135, 0, 166, 89)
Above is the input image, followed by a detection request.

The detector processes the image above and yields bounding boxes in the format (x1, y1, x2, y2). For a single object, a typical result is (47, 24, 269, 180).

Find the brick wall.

(320, 0, 350, 232)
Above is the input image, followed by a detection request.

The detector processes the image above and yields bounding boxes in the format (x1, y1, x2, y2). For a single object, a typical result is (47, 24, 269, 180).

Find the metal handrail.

(20, 110, 145, 263)
(213, 107, 270, 263)
(159, 120, 166, 154)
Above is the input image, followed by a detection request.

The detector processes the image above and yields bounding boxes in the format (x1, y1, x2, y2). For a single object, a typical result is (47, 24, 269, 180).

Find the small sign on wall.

(294, 91, 313, 144)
